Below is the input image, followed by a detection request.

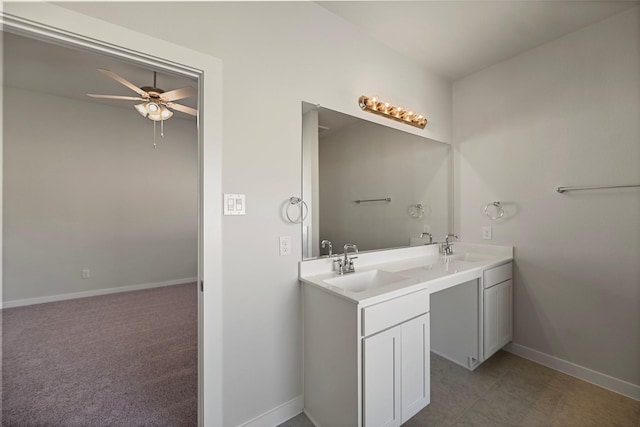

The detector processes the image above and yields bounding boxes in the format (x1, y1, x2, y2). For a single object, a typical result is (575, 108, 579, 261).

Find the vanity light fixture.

(358, 95, 427, 129)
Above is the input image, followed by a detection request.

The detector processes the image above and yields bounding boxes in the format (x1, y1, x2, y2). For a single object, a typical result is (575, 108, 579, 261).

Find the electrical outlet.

(482, 226, 492, 240)
(279, 236, 292, 256)
(81, 269, 91, 279)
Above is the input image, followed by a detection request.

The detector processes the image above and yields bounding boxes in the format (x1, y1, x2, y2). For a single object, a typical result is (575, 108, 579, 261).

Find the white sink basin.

(443, 252, 497, 262)
(325, 269, 408, 293)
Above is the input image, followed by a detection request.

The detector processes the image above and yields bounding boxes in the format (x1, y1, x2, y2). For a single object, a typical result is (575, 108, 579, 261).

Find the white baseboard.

(302, 409, 320, 427)
(2, 277, 197, 309)
(238, 395, 303, 427)
(504, 342, 640, 401)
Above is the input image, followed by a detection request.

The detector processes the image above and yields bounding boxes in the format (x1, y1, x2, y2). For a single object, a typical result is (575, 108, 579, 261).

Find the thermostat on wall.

(224, 193, 246, 215)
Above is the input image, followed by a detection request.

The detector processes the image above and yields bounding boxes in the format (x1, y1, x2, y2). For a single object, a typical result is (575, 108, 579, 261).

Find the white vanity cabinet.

(363, 299, 430, 426)
(303, 285, 430, 427)
(483, 262, 513, 359)
(301, 243, 514, 426)
(363, 315, 431, 426)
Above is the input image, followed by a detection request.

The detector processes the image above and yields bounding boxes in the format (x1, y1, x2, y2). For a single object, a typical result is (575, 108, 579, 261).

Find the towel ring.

(286, 197, 309, 224)
(408, 203, 425, 219)
(484, 201, 505, 220)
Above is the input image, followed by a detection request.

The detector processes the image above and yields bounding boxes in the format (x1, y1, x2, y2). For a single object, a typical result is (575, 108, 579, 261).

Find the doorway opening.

(3, 20, 202, 422)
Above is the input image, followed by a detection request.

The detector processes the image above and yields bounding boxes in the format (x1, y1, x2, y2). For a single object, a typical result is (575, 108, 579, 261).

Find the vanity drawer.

(362, 289, 429, 337)
(484, 262, 512, 289)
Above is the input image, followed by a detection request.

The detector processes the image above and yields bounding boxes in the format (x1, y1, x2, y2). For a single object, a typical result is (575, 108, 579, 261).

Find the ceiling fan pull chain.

(161, 119, 165, 138)
(153, 120, 157, 149)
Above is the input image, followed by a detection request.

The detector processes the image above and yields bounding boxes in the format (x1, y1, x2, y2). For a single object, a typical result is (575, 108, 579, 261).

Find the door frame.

(1, 4, 223, 425)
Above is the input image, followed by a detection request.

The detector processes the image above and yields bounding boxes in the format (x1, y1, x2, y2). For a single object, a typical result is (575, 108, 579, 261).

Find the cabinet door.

(484, 279, 513, 359)
(363, 327, 401, 427)
(401, 313, 430, 423)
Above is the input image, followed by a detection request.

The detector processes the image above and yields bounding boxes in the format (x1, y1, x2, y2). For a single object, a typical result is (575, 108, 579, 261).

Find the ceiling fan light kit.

(135, 102, 173, 121)
(87, 68, 197, 146)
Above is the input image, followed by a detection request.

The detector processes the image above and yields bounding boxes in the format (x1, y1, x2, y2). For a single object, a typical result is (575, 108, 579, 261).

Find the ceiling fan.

(87, 69, 197, 121)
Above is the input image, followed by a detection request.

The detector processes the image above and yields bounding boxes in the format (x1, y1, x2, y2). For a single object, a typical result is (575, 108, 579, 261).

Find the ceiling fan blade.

(87, 94, 146, 101)
(98, 69, 148, 97)
(167, 102, 198, 116)
(160, 86, 196, 102)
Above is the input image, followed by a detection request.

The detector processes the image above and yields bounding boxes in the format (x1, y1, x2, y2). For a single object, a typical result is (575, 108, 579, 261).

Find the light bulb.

(372, 96, 381, 110)
(160, 106, 173, 119)
(135, 103, 148, 118)
(147, 102, 159, 112)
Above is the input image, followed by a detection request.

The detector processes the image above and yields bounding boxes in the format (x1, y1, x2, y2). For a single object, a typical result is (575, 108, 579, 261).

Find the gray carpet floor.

(2, 283, 197, 426)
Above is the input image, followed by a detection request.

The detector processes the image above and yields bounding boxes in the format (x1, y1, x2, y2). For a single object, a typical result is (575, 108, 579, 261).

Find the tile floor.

(278, 350, 640, 426)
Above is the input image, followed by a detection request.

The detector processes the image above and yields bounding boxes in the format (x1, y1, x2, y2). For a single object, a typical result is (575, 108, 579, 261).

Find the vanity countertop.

(299, 243, 513, 306)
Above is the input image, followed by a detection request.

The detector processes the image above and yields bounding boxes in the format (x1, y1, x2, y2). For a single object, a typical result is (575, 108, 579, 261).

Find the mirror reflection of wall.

(302, 102, 451, 260)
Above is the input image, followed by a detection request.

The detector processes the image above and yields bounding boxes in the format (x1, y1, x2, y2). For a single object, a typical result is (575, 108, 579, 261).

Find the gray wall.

(56, 3, 453, 425)
(454, 7, 639, 386)
(10, 1, 638, 425)
(4, 86, 198, 303)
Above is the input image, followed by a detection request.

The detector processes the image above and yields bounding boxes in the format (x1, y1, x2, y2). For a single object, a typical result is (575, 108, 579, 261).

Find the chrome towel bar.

(354, 197, 391, 204)
(556, 184, 640, 193)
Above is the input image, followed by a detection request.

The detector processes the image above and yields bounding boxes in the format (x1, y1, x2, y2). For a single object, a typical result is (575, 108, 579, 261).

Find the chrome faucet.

(441, 234, 459, 255)
(321, 239, 333, 257)
(335, 243, 359, 275)
(420, 232, 433, 244)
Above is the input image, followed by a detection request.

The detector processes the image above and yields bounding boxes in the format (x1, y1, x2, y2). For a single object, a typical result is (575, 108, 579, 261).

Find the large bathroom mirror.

(301, 101, 451, 260)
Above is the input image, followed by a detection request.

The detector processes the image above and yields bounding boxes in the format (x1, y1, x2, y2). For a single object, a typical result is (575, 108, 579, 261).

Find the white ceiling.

(4, 1, 638, 109)
(2, 32, 198, 118)
(318, 1, 639, 81)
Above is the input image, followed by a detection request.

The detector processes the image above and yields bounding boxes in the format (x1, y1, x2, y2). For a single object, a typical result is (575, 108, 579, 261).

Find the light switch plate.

(224, 194, 246, 215)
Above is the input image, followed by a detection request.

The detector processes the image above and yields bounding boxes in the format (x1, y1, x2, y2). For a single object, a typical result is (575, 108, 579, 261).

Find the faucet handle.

(444, 234, 459, 244)
(420, 232, 433, 243)
(321, 239, 333, 256)
(343, 243, 359, 253)
(347, 256, 357, 272)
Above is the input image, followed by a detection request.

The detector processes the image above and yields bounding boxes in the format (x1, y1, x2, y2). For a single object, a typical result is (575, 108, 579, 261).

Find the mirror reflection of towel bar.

(354, 197, 391, 204)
